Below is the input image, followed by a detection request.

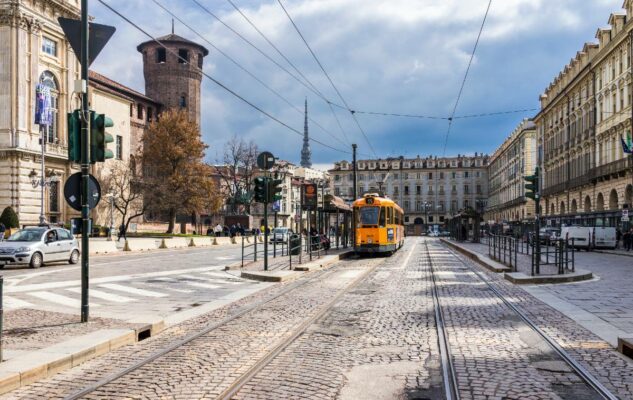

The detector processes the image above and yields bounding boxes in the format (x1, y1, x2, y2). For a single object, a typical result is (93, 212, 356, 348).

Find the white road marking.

(6, 266, 223, 294)
(177, 274, 206, 281)
(29, 291, 100, 308)
(4, 296, 34, 309)
(186, 282, 220, 290)
(98, 283, 168, 298)
(66, 288, 135, 303)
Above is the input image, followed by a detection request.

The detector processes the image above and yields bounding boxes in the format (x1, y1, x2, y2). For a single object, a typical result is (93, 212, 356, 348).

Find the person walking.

(616, 228, 622, 249)
(0, 222, 5, 242)
(214, 223, 223, 237)
(624, 229, 632, 251)
(117, 223, 127, 241)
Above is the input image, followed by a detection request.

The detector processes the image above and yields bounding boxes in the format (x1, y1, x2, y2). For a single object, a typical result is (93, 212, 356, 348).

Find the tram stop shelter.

(448, 208, 482, 243)
(318, 194, 353, 248)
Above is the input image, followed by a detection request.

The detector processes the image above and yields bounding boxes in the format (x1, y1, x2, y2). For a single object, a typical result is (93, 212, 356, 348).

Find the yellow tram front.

(353, 194, 404, 254)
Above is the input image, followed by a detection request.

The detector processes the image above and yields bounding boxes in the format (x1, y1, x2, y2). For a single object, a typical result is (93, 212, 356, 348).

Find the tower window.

(179, 96, 187, 108)
(197, 53, 203, 69)
(178, 49, 189, 64)
(137, 104, 144, 120)
(156, 48, 166, 63)
(147, 107, 153, 122)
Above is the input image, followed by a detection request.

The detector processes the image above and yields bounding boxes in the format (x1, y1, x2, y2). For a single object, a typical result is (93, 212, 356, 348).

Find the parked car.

(559, 226, 616, 250)
(270, 227, 293, 243)
(0, 226, 80, 268)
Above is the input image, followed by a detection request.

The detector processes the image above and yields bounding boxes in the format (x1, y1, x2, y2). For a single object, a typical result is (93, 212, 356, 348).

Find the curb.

(240, 270, 303, 282)
(440, 239, 510, 273)
(504, 270, 593, 284)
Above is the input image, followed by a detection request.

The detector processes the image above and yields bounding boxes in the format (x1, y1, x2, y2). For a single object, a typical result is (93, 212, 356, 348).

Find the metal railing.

(483, 234, 575, 275)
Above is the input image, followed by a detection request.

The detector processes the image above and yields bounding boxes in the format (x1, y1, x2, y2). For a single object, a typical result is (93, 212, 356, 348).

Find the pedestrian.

(616, 228, 622, 249)
(229, 224, 236, 238)
(214, 223, 223, 237)
(628, 229, 633, 251)
(624, 229, 632, 251)
(117, 223, 127, 241)
(0, 222, 5, 242)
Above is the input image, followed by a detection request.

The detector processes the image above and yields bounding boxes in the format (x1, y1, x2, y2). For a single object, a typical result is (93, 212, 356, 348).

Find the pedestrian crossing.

(4, 270, 253, 311)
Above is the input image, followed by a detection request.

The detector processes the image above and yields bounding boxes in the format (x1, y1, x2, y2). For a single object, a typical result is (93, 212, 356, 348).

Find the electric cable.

(96, 0, 352, 155)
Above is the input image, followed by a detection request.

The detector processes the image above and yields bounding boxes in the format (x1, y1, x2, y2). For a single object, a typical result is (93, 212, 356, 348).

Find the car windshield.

(360, 207, 379, 225)
(273, 228, 288, 234)
(7, 229, 45, 242)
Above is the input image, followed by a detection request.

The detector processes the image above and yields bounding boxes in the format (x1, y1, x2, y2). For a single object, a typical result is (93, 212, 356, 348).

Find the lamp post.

(423, 201, 430, 233)
(29, 169, 60, 225)
(104, 191, 116, 241)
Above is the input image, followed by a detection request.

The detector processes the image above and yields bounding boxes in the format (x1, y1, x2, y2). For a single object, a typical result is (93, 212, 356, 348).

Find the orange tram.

(353, 193, 405, 255)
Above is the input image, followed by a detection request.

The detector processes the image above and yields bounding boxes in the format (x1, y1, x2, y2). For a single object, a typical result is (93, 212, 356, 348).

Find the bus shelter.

(318, 194, 353, 248)
(448, 208, 482, 243)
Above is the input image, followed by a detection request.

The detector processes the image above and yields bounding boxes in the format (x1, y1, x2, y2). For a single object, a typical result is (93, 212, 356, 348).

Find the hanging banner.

(34, 83, 53, 126)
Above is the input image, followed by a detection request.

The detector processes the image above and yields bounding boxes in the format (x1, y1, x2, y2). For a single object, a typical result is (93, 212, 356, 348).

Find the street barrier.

(80, 240, 120, 255)
(123, 238, 160, 252)
(160, 237, 189, 249)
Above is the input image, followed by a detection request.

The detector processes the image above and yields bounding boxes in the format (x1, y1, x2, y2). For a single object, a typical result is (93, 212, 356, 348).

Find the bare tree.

(100, 160, 146, 231)
(216, 136, 259, 214)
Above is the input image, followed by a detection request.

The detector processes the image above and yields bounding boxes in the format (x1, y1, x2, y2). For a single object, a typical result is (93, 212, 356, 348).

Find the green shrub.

(0, 207, 19, 228)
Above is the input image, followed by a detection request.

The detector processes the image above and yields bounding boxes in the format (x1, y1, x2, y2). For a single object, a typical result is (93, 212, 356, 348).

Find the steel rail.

(424, 241, 461, 400)
(441, 243, 619, 400)
(62, 266, 342, 400)
(217, 244, 415, 399)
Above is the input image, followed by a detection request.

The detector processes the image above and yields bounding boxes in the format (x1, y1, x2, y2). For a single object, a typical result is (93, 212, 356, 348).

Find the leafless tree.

(216, 136, 259, 214)
(100, 160, 147, 232)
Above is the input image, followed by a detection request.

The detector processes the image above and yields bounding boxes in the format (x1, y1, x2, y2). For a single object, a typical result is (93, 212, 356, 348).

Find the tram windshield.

(359, 207, 379, 226)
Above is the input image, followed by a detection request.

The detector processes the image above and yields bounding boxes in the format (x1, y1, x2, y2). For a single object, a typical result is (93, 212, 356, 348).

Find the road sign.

(272, 200, 281, 212)
(64, 172, 101, 211)
(257, 151, 275, 170)
(58, 18, 116, 67)
(623, 209, 629, 222)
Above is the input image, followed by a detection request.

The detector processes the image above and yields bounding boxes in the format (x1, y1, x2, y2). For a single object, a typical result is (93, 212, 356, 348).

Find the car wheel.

(69, 249, 80, 265)
(30, 252, 43, 269)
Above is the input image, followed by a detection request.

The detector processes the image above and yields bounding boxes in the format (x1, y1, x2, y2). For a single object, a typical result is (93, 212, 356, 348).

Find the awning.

(322, 195, 352, 212)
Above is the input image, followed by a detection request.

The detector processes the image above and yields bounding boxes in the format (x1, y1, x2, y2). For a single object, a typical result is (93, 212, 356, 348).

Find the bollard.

(241, 236, 245, 268)
(254, 237, 258, 262)
(514, 238, 518, 272)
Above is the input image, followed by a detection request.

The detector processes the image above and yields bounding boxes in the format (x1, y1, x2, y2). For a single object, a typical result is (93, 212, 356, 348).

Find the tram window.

(379, 207, 386, 227)
(360, 207, 379, 226)
(388, 207, 393, 224)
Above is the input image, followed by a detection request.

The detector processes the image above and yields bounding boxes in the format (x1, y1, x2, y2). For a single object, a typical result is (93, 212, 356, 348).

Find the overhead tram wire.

(225, 0, 352, 146)
(96, 0, 351, 155)
(189, 0, 346, 110)
(149, 0, 349, 148)
(441, 0, 493, 156)
(352, 107, 539, 120)
(276, 0, 378, 157)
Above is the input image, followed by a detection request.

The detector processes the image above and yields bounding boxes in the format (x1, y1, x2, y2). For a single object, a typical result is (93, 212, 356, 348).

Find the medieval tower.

(137, 31, 208, 126)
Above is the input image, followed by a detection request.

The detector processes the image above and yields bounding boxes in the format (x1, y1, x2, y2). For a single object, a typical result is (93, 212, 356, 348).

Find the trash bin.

(290, 234, 301, 255)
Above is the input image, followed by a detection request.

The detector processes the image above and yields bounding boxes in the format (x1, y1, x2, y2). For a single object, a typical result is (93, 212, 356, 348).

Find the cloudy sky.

(91, 0, 621, 168)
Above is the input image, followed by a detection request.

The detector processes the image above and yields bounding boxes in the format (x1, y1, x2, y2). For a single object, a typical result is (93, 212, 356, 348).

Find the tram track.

(427, 239, 619, 400)
(60, 249, 398, 400)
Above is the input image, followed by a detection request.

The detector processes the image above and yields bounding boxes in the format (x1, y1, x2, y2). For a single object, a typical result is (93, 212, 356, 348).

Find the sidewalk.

(443, 239, 633, 349)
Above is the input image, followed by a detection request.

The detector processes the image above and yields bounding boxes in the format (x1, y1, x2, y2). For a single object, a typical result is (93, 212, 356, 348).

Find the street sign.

(257, 151, 275, 170)
(64, 172, 101, 211)
(622, 209, 629, 222)
(272, 200, 281, 212)
(58, 18, 116, 67)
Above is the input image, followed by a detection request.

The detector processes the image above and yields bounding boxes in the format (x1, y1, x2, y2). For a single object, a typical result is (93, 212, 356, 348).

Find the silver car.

(0, 227, 80, 268)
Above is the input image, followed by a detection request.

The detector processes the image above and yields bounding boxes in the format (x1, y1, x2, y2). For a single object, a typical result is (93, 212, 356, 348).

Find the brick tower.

(137, 31, 208, 126)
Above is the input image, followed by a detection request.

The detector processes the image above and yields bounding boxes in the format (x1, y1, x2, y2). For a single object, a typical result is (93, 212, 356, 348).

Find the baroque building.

(329, 154, 489, 233)
(535, 0, 633, 228)
(485, 119, 537, 225)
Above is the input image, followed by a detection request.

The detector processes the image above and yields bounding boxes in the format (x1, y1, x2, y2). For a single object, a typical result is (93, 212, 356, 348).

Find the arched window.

(39, 71, 59, 143)
(179, 95, 187, 108)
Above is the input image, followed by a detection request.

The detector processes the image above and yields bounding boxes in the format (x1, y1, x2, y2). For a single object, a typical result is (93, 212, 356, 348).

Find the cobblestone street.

(3, 238, 633, 399)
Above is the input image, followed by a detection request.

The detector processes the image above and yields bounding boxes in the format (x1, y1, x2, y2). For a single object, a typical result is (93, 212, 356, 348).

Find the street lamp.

(423, 201, 431, 233)
(104, 191, 117, 241)
(29, 169, 60, 225)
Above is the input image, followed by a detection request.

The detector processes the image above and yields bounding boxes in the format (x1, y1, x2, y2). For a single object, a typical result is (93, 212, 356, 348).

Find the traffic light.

(90, 111, 114, 163)
(524, 167, 540, 200)
(254, 177, 268, 203)
(268, 179, 283, 203)
(67, 110, 81, 162)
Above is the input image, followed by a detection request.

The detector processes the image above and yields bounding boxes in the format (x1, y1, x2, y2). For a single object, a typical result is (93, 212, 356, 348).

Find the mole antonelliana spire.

(300, 98, 312, 168)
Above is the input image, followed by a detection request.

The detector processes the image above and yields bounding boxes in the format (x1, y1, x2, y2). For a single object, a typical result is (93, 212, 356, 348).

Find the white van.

(560, 226, 617, 250)
(593, 227, 616, 249)
(560, 226, 592, 249)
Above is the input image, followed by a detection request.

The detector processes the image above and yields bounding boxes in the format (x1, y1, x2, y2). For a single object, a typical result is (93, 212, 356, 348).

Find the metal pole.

(352, 144, 357, 248)
(0, 276, 3, 362)
(241, 236, 244, 268)
(273, 211, 277, 258)
(80, 0, 90, 323)
(264, 201, 268, 270)
(39, 126, 46, 225)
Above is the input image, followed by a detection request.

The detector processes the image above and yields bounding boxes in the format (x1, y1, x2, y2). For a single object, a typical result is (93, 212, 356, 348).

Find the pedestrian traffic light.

(67, 110, 81, 162)
(254, 177, 268, 203)
(90, 111, 114, 163)
(268, 179, 283, 203)
(524, 167, 540, 200)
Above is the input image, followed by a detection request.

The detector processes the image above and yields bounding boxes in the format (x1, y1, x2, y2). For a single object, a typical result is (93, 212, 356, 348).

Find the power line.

(224, 0, 352, 145)
(442, 0, 493, 156)
(189, 0, 346, 110)
(276, 0, 377, 157)
(96, 0, 352, 156)
(150, 0, 348, 148)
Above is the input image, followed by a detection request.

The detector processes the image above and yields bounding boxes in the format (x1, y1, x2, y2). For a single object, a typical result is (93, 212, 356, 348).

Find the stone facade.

(329, 155, 489, 231)
(485, 119, 537, 224)
(535, 0, 633, 228)
(137, 34, 208, 127)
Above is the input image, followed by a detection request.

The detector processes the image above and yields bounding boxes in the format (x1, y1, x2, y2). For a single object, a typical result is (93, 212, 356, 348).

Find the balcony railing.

(542, 157, 631, 197)
(592, 157, 630, 180)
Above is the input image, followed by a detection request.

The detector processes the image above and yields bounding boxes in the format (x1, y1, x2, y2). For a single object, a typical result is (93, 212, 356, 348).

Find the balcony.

(592, 157, 630, 181)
